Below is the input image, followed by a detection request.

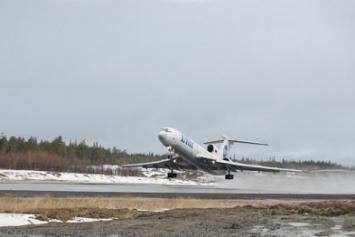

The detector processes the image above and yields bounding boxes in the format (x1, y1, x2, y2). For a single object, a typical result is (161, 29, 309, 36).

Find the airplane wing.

(122, 159, 172, 169)
(121, 156, 197, 170)
(195, 155, 304, 172)
(214, 159, 305, 173)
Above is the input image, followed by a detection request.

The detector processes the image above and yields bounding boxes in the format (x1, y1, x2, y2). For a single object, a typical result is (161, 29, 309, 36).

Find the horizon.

(1, 132, 354, 168)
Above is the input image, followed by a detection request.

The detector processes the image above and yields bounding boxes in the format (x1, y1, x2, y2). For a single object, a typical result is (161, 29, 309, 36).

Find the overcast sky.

(1, 0, 354, 165)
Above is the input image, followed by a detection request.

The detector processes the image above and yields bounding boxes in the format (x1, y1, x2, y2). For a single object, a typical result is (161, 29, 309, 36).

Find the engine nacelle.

(207, 144, 219, 154)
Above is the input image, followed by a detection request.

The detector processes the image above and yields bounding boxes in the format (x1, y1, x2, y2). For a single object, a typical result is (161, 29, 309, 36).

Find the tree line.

(0, 135, 353, 173)
(0, 135, 161, 172)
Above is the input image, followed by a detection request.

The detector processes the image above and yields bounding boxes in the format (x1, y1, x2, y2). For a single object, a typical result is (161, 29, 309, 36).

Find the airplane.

(122, 127, 304, 179)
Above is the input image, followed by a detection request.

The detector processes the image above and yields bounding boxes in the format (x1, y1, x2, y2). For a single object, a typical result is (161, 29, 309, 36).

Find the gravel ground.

(1, 204, 355, 237)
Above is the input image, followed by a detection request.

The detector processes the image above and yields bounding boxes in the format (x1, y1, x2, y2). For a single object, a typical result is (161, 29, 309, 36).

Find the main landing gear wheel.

(225, 167, 234, 180)
(225, 174, 234, 180)
(167, 172, 177, 178)
(167, 167, 177, 179)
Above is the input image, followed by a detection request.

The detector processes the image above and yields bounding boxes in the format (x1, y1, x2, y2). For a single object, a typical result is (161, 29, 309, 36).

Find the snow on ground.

(0, 213, 46, 227)
(0, 167, 177, 228)
(0, 168, 214, 227)
(0, 213, 112, 227)
(0, 168, 212, 185)
(0, 168, 210, 227)
(67, 217, 113, 223)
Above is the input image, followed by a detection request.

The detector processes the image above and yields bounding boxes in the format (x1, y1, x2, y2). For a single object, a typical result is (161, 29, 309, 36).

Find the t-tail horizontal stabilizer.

(204, 135, 268, 159)
(204, 135, 268, 146)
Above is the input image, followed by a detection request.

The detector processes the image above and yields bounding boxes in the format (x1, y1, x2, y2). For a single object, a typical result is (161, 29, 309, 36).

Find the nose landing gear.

(167, 146, 174, 159)
(166, 147, 177, 178)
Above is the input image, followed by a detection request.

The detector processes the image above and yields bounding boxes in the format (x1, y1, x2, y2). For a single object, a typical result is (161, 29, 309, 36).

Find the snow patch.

(0, 213, 114, 227)
(0, 168, 213, 185)
(67, 217, 113, 223)
(0, 213, 47, 227)
(288, 222, 309, 227)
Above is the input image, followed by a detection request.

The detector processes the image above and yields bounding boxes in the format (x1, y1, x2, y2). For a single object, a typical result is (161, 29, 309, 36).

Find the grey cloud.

(0, 0, 354, 165)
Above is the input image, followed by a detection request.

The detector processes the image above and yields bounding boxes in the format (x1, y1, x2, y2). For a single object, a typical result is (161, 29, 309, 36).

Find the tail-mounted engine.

(207, 144, 219, 154)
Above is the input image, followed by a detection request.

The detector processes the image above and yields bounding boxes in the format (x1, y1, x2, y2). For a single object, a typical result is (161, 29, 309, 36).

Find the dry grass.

(0, 196, 354, 222)
(266, 200, 355, 216)
(0, 195, 282, 213)
(0, 195, 284, 222)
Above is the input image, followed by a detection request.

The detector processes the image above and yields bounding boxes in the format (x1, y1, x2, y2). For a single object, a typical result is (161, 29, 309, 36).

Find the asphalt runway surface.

(1, 171, 355, 200)
(0, 182, 354, 200)
(1, 190, 355, 200)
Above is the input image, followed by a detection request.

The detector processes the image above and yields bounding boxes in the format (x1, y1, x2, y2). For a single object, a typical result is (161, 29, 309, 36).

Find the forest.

(0, 135, 353, 173)
(0, 135, 162, 173)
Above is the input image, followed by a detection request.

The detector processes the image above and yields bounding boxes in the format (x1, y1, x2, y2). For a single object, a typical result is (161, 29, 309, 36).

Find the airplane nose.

(158, 130, 167, 141)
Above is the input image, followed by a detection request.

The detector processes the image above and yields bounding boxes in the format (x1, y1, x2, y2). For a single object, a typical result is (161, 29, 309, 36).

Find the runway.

(0, 182, 354, 200)
(1, 190, 355, 200)
(1, 171, 355, 200)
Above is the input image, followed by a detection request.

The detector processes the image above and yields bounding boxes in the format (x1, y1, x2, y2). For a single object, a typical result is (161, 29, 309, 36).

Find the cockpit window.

(163, 127, 171, 132)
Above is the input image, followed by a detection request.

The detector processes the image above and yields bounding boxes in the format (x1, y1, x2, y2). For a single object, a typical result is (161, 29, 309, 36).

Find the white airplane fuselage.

(122, 127, 304, 179)
(158, 127, 223, 175)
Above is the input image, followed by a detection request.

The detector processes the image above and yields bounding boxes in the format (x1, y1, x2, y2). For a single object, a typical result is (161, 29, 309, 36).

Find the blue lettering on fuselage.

(181, 135, 194, 148)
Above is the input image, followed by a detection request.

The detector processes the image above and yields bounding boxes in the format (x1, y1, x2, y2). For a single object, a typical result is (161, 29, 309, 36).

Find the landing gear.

(167, 172, 177, 178)
(167, 167, 177, 179)
(166, 147, 178, 179)
(166, 146, 175, 160)
(225, 168, 234, 180)
(225, 174, 234, 180)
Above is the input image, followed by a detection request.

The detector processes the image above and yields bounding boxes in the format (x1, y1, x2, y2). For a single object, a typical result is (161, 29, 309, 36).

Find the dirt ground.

(1, 201, 355, 237)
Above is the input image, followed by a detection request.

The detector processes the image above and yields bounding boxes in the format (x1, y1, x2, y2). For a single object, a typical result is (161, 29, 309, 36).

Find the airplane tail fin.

(204, 136, 268, 159)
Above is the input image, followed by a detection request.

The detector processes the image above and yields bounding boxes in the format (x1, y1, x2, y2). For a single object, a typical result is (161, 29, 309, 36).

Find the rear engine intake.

(207, 144, 217, 153)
